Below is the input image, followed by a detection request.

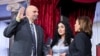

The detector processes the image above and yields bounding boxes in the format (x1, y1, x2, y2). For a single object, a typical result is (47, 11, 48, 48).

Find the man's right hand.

(16, 7, 25, 22)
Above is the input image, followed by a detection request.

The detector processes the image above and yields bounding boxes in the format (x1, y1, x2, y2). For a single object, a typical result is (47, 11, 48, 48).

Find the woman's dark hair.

(51, 20, 74, 48)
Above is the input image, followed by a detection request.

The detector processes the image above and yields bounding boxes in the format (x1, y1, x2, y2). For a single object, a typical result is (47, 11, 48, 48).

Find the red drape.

(30, 0, 60, 41)
(73, 0, 97, 3)
(69, 7, 95, 35)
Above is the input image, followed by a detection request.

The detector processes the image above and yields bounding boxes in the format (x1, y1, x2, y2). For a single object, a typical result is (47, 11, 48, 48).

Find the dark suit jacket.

(68, 32, 92, 56)
(4, 18, 47, 56)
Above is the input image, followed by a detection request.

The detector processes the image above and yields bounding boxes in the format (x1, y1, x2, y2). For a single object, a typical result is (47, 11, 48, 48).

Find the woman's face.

(74, 19, 80, 32)
(58, 23, 65, 36)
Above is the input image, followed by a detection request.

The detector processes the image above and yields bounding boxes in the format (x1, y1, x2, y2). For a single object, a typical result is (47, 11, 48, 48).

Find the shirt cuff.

(16, 17, 20, 22)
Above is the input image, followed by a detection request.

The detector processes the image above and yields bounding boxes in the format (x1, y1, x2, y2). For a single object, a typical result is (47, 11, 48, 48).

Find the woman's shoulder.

(75, 32, 83, 37)
(75, 32, 90, 40)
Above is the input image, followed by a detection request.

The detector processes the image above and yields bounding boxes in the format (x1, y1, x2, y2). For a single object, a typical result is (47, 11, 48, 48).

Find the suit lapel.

(25, 20, 40, 43)
(35, 25, 40, 46)
(25, 18, 41, 46)
(25, 19, 33, 41)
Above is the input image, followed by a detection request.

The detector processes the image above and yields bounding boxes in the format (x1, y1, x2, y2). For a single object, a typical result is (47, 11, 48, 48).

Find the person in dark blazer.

(4, 5, 47, 56)
(68, 16, 92, 56)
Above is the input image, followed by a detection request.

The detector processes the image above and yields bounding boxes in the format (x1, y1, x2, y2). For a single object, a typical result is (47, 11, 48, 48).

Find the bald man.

(4, 5, 47, 56)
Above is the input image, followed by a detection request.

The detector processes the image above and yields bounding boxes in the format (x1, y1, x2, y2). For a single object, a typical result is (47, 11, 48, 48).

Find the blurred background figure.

(0, 21, 9, 56)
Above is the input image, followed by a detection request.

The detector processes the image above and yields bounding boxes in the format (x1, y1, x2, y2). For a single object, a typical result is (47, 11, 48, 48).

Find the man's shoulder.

(18, 18, 28, 24)
(21, 18, 28, 22)
(35, 24, 43, 30)
(35, 24, 42, 29)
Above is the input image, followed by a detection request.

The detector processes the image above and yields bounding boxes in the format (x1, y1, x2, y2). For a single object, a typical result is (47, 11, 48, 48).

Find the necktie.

(30, 24, 37, 56)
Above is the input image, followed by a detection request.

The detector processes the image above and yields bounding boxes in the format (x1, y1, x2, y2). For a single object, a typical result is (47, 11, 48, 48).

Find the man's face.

(28, 7, 39, 20)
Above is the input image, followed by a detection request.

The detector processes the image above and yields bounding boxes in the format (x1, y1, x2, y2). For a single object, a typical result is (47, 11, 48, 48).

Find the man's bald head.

(26, 5, 38, 12)
(26, 5, 39, 22)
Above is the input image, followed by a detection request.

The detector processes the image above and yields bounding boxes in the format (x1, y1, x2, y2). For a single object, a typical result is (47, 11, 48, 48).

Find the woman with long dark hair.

(47, 20, 74, 56)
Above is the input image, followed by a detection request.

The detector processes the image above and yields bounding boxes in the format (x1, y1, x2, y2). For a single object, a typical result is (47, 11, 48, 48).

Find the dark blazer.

(4, 18, 47, 56)
(68, 32, 92, 56)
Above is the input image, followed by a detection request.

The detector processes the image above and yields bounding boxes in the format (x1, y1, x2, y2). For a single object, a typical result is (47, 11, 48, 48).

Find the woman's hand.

(60, 53, 66, 56)
(46, 54, 52, 56)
